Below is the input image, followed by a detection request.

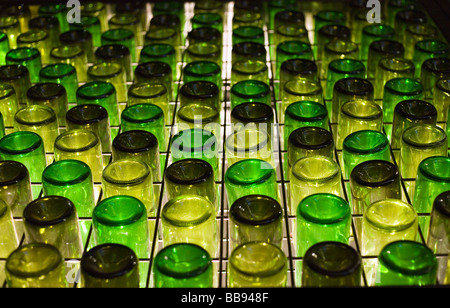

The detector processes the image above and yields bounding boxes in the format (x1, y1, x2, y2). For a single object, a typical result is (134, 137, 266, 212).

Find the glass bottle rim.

(232, 41, 266, 58)
(145, 27, 177, 42)
(297, 193, 350, 225)
(50, 45, 84, 60)
(135, 61, 172, 78)
(231, 79, 270, 99)
(102, 28, 134, 41)
(364, 199, 417, 232)
(362, 24, 395, 38)
(54, 129, 99, 153)
(0, 64, 29, 81)
(188, 26, 221, 43)
(29, 15, 60, 30)
(229, 241, 286, 278)
(128, 82, 167, 100)
(324, 39, 358, 55)
(6, 243, 63, 278)
(395, 9, 428, 24)
(88, 62, 123, 79)
(436, 77, 450, 94)
(233, 26, 264, 40)
(6, 47, 40, 62)
(334, 77, 374, 96)
(315, 9, 346, 23)
(0, 131, 43, 154)
(385, 77, 423, 96)
(192, 12, 222, 26)
(141, 43, 175, 59)
(165, 158, 214, 185)
(284, 78, 322, 96)
(401, 124, 447, 148)
(291, 155, 340, 183)
(15, 104, 57, 126)
(231, 59, 268, 76)
(230, 102, 274, 124)
(414, 39, 449, 56)
(0, 160, 29, 186)
(43, 159, 92, 186)
(186, 42, 221, 58)
(303, 241, 361, 278)
(161, 194, 214, 227)
(422, 57, 450, 74)
(317, 24, 351, 40)
(150, 13, 181, 27)
(233, 10, 262, 24)
(76, 81, 116, 100)
(225, 158, 274, 185)
(275, 9, 305, 24)
(109, 12, 140, 27)
(0, 83, 15, 100)
(177, 103, 219, 124)
(27, 82, 66, 101)
(66, 104, 109, 125)
(81, 243, 138, 280)
(288, 126, 333, 150)
(277, 40, 311, 56)
(121, 103, 164, 124)
(350, 159, 399, 188)
(154, 243, 212, 279)
(225, 128, 269, 152)
(17, 30, 49, 44)
(406, 23, 437, 37)
(184, 60, 221, 78)
(180, 80, 219, 100)
(369, 39, 405, 55)
(102, 158, 150, 186)
(95, 44, 130, 60)
(285, 100, 328, 122)
(171, 128, 217, 153)
(394, 99, 437, 121)
(341, 100, 382, 120)
(59, 29, 92, 45)
(434, 191, 450, 218)
(112, 130, 159, 154)
(280, 58, 317, 76)
(23, 195, 76, 227)
(378, 57, 414, 74)
(93, 195, 146, 227)
(417, 156, 450, 183)
(0, 15, 19, 29)
(379, 240, 436, 276)
(342, 130, 388, 154)
(328, 58, 365, 75)
(40, 63, 76, 79)
(230, 195, 282, 226)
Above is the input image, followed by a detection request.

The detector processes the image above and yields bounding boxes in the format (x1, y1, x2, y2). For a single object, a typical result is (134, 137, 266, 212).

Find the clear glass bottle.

(39, 63, 78, 103)
(95, 44, 132, 82)
(49, 45, 88, 82)
(0, 64, 31, 106)
(427, 191, 450, 254)
(134, 61, 173, 101)
(0, 199, 18, 258)
(87, 62, 127, 103)
(128, 82, 170, 125)
(26, 82, 68, 126)
(0, 83, 19, 127)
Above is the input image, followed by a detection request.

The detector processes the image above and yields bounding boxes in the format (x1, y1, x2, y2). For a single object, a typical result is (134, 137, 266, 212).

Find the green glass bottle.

(117, 1, 149, 30)
(81, 243, 140, 288)
(0, 32, 10, 66)
(140, 44, 176, 79)
(54, 129, 103, 183)
(66, 104, 112, 153)
(149, 13, 182, 46)
(39, 63, 78, 104)
(232, 26, 265, 45)
(225, 158, 279, 206)
(177, 103, 220, 140)
(192, 13, 223, 32)
(23, 195, 83, 259)
(322, 39, 359, 78)
(404, 23, 439, 59)
(29, 16, 61, 47)
(6, 243, 68, 288)
(170, 128, 219, 177)
(342, 130, 391, 179)
(349, 160, 402, 215)
(185, 41, 221, 66)
(76, 81, 120, 126)
(0, 16, 20, 49)
(231, 102, 274, 138)
(421, 58, 450, 99)
(296, 193, 351, 257)
(331, 77, 374, 124)
(394, 9, 427, 44)
(0, 83, 18, 127)
(0, 160, 33, 217)
(367, 39, 404, 80)
(375, 57, 415, 100)
(427, 191, 450, 254)
(376, 240, 437, 286)
(80, 1, 108, 32)
(6, 47, 41, 83)
(179, 80, 220, 112)
(112, 130, 161, 183)
(165, 159, 217, 211)
(17, 30, 51, 65)
(92, 195, 151, 259)
(14, 104, 59, 153)
(382, 77, 424, 123)
(336, 99, 383, 150)
(412, 40, 449, 78)
(232, 11, 264, 29)
(399, 124, 448, 180)
(87, 62, 127, 103)
(59, 29, 94, 63)
(183, 60, 222, 91)
(102, 158, 155, 216)
(283, 100, 329, 148)
(42, 159, 96, 218)
(0, 64, 31, 107)
(229, 195, 283, 249)
(290, 156, 342, 216)
(69, 16, 102, 47)
(0, 131, 46, 183)
(101, 28, 137, 62)
(153, 243, 213, 288)
(433, 77, 450, 123)
(95, 44, 132, 82)
(231, 42, 266, 64)
(274, 24, 309, 47)
(315, 24, 351, 62)
(275, 40, 313, 80)
(0, 199, 18, 258)
(127, 86, 168, 127)
(360, 24, 395, 61)
(230, 80, 271, 110)
(228, 241, 287, 288)
(390, 99, 437, 149)
(38, 3, 69, 33)
(325, 58, 366, 100)
(26, 82, 68, 126)
(302, 241, 362, 287)
(231, 59, 269, 86)
(134, 61, 173, 101)
(413, 156, 450, 214)
(120, 103, 166, 152)
(314, 9, 347, 47)
(50, 45, 88, 82)
(281, 79, 323, 120)
(108, 13, 143, 47)
(161, 194, 217, 257)
(287, 126, 334, 171)
(279, 60, 318, 98)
